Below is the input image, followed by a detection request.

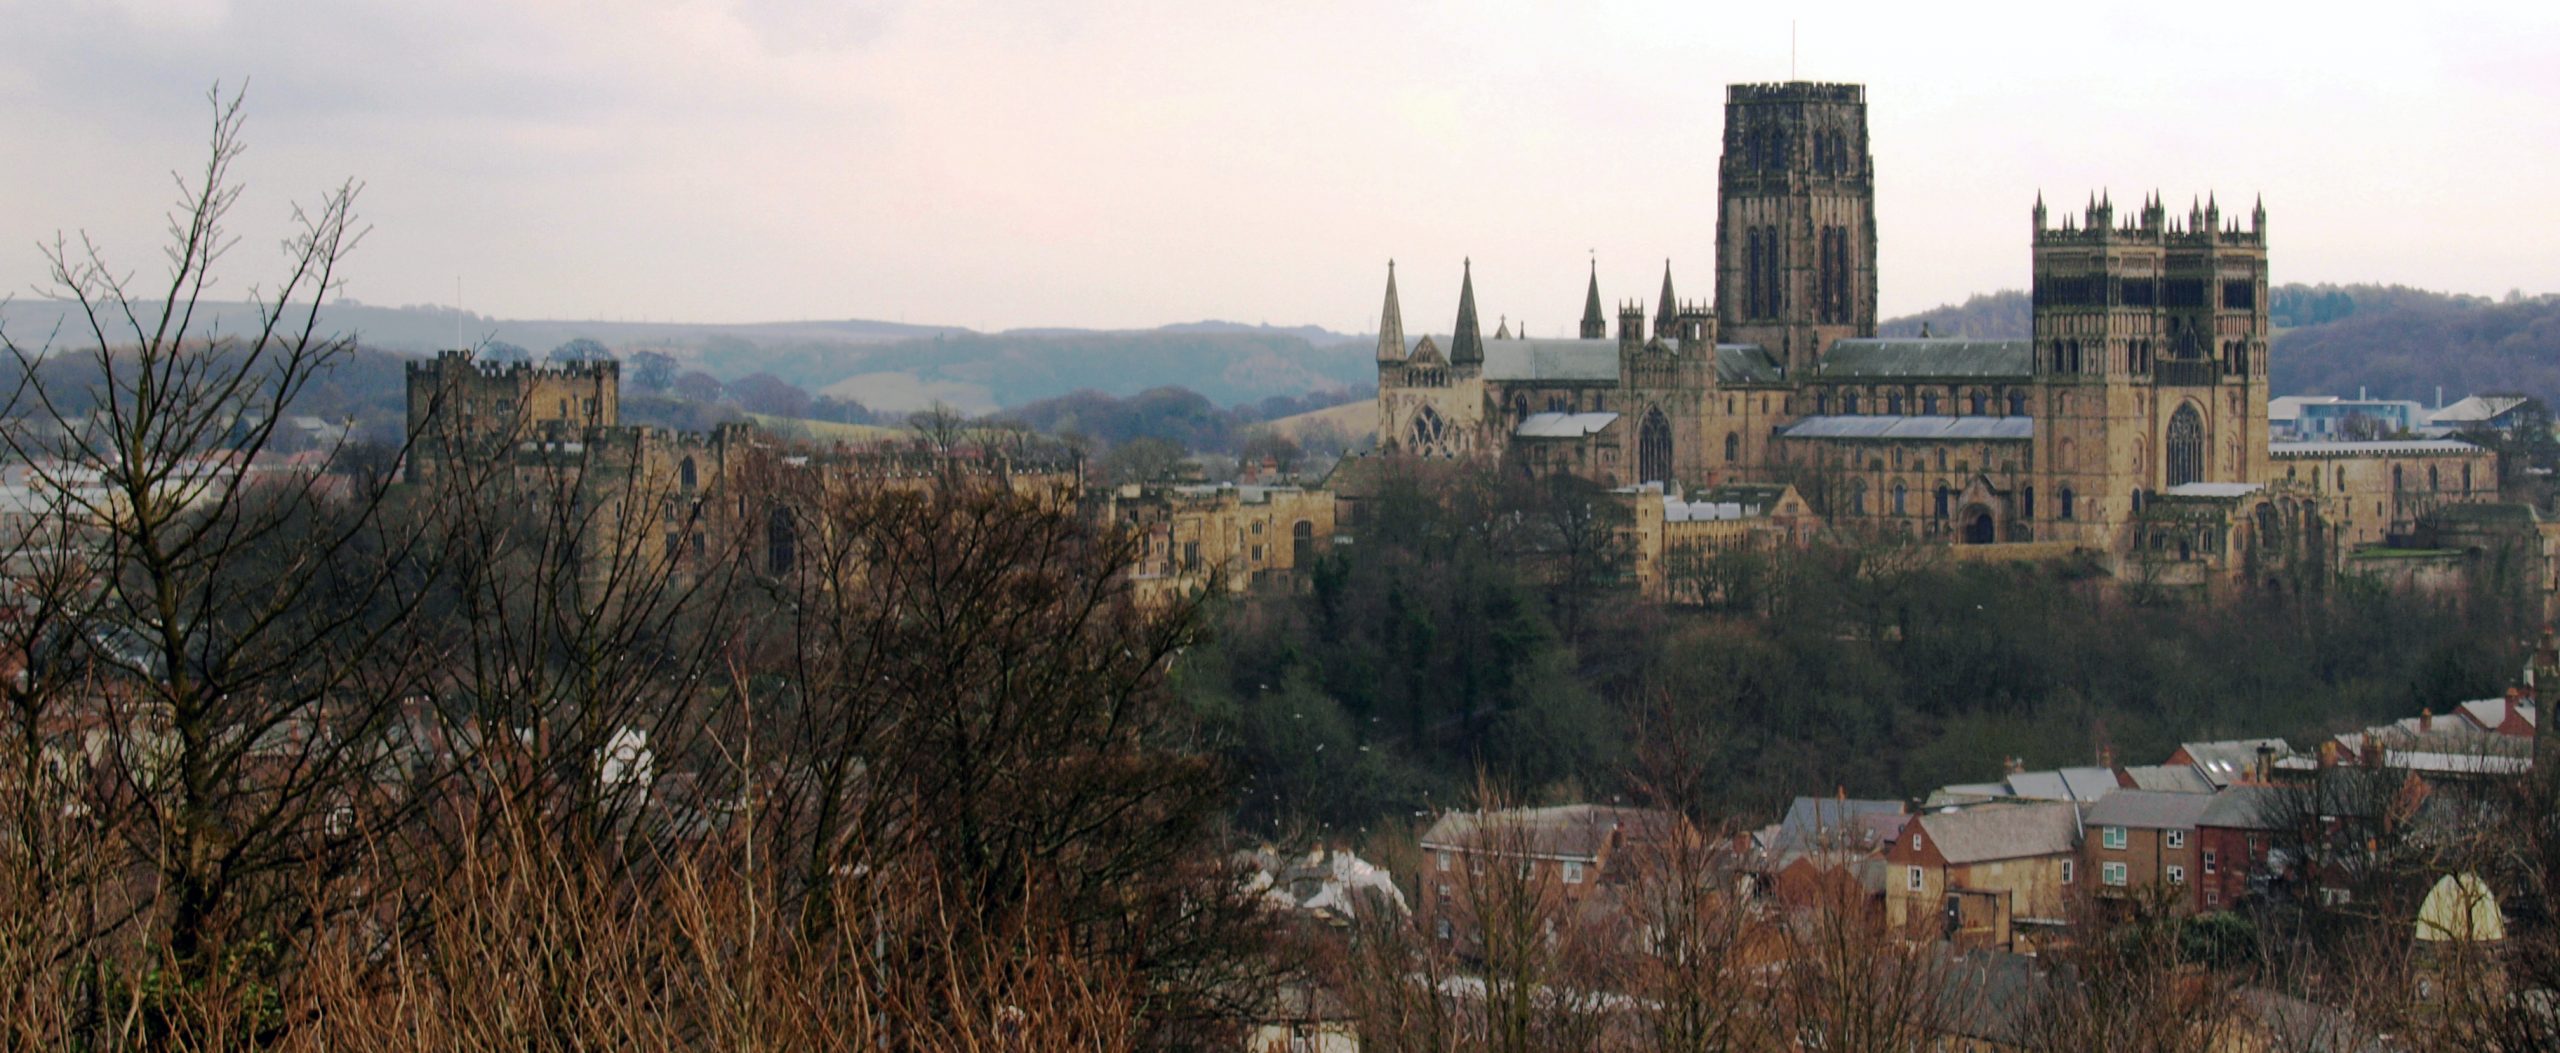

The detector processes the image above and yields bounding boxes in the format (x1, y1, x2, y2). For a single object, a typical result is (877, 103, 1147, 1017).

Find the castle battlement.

(406, 348, 620, 381)
(1728, 81, 1865, 104)
(2035, 191, 2265, 248)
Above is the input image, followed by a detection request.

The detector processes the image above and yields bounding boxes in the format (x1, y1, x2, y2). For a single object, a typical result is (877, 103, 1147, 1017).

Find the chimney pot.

(2421, 708, 2433, 733)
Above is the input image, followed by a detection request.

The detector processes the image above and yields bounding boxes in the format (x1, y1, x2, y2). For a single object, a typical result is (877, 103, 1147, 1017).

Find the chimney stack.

(2420, 708, 2433, 734)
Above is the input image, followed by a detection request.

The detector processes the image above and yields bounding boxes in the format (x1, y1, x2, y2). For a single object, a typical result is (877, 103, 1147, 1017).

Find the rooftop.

(1816, 338, 2034, 380)
(1780, 415, 2035, 442)
(2269, 439, 2481, 457)
(1915, 801, 2081, 865)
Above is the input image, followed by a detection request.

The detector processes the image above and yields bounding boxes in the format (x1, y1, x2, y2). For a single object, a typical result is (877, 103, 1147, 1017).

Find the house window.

(1251, 545, 1264, 562)
(1906, 865, 1924, 892)
(1436, 917, 1453, 940)
(2205, 887, 2220, 906)
(1912, 833, 1924, 851)
(2102, 862, 2128, 887)
(1251, 521, 1264, 535)
(1563, 861, 1584, 885)
(1437, 852, 1451, 872)
(2165, 830, 2185, 850)
(2061, 860, 2075, 885)
(2167, 865, 2187, 885)
(2203, 849, 2218, 874)
(2103, 826, 2127, 850)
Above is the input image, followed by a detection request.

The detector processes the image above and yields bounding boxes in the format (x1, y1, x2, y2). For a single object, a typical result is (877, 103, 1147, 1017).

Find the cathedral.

(1372, 81, 2498, 580)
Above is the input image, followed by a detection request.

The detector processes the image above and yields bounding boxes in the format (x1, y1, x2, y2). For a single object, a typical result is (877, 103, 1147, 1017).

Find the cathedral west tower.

(1715, 82, 1877, 378)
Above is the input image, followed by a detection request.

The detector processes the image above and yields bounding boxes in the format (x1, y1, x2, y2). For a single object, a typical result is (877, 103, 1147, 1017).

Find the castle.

(1373, 81, 2499, 582)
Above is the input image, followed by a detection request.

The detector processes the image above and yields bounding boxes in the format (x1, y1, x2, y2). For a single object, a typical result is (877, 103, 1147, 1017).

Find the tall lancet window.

(1638, 408, 1674, 485)
(2166, 404, 2205, 487)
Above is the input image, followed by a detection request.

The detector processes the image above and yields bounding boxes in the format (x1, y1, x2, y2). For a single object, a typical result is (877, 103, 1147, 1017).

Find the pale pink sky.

(4, 1, 2555, 334)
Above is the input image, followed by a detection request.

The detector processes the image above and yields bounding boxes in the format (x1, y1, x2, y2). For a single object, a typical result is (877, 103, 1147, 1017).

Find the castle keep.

(1372, 80, 2499, 579)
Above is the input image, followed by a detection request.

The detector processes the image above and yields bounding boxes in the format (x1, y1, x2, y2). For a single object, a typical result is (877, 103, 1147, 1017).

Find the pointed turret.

(2033, 191, 2047, 233)
(2252, 194, 2266, 236)
(1450, 259, 1483, 366)
(1580, 261, 1605, 339)
(1654, 260, 1678, 339)
(1494, 315, 1511, 340)
(1375, 260, 1406, 362)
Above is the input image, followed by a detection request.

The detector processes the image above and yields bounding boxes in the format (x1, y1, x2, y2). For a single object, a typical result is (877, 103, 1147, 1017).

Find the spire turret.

(1450, 259, 1483, 366)
(1580, 261, 1605, 339)
(1654, 260, 1678, 339)
(1375, 260, 1405, 362)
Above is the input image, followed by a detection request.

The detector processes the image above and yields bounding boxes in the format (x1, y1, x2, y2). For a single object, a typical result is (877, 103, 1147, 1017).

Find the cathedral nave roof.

(1817, 338, 2033, 381)
(1779, 415, 2034, 441)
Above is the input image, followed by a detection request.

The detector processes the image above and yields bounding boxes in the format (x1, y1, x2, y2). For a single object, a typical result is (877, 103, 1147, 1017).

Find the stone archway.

(1960, 506, 1996, 545)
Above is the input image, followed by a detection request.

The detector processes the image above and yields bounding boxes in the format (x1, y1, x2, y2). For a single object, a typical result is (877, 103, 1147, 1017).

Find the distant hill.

(1881, 285, 2560, 407)
(1879, 291, 2031, 340)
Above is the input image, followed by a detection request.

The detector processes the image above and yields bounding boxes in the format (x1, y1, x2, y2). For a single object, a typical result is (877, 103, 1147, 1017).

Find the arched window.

(1922, 392, 1939, 415)
(1547, 393, 1567, 413)
(1892, 483, 1908, 516)
(2392, 465, 2404, 492)
(1968, 392, 1985, 416)
(1851, 481, 1867, 515)
(1845, 391, 1862, 414)
(2060, 487, 2077, 520)
(1934, 485, 1951, 519)
(2336, 467, 2345, 490)
(679, 456, 697, 492)
(1724, 432, 1741, 463)
(1511, 393, 1530, 421)
(1638, 408, 1674, 485)
(1408, 405, 1447, 450)
(2428, 465, 2440, 491)
(1887, 391, 1904, 415)
(1292, 519, 1314, 566)
(1815, 392, 1830, 414)
(2166, 404, 2205, 487)
(2022, 486, 2036, 519)
(767, 507, 797, 575)
(2463, 463, 2474, 492)
(2008, 391, 2027, 416)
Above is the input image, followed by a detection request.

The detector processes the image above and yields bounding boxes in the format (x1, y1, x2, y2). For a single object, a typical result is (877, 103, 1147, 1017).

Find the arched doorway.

(1638, 408, 1673, 485)
(2166, 403, 2205, 486)
(1961, 507, 1995, 545)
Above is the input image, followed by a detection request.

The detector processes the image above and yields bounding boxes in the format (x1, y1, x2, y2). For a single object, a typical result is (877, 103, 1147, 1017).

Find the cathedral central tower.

(1714, 82, 1877, 377)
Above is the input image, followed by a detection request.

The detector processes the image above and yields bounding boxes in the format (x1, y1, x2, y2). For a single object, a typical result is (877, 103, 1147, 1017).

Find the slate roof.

(2178, 738, 2292, 787)
(2158, 482, 2263, 499)
(2269, 439, 2481, 457)
(1479, 338, 1622, 382)
(1817, 339, 2034, 380)
(2455, 697, 2535, 732)
(2084, 789, 2216, 830)
(2003, 767, 2122, 804)
(2121, 764, 2216, 794)
(1913, 802, 2080, 865)
(1419, 804, 1672, 862)
(1514, 411, 1619, 438)
(1779, 415, 2035, 441)
(1766, 797, 1909, 861)
(2199, 786, 2295, 831)
(2429, 394, 2531, 425)
(1714, 344, 1785, 384)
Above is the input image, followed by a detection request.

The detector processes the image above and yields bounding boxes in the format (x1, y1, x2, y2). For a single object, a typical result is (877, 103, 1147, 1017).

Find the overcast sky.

(4, 1, 2555, 335)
